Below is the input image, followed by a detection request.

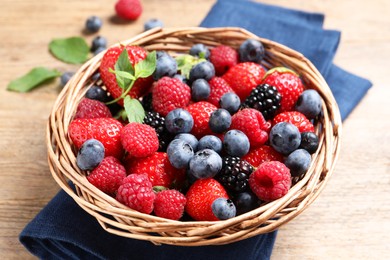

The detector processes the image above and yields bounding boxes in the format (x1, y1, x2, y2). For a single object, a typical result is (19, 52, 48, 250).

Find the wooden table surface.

(1, 0, 389, 259)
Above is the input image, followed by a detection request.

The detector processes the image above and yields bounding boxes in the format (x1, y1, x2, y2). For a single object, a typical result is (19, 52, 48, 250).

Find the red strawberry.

(121, 123, 159, 158)
(74, 98, 112, 119)
(116, 173, 155, 214)
(222, 62, 265, 101)
(243, 145, 284, 168)
(87, 156, 126, 195)
(230, 108, 271, 148)
(273, 111, 314, 133)
(185, 178, 228, 221)
(206, 77, 235, 107)
(99, 45, 153, 105)
(69, 117, 123, 158)
(210, 45, 239, 76)
(186, 101, 217, 138)
(154, 189, 187, 220)
(249, 161, 291, 202)
(262, 67, 304, 112)
(115, 0, 142, 21)
(152, 77, 191, 116)
(125, 152, 186, 188)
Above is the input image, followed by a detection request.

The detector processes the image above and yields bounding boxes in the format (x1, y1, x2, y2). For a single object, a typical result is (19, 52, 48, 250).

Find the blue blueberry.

(93, 46, 106, 55)
(223, 130, 250, 157)
(191, 79, 210, 101)
(189, 43, 210, 59)
(211, 198, 236, 220)
(91, 72, 101, 81)
(233, 191, 259, 215)
(284, 149, 312, 177)
(167, 139, 194, 169)
(91, 36, 107, 52)
(86, 86, 109, 102)
(76, 139, 105, 171)
(219, 92, 241, 114)
(174, 133, 199, 151)
(173, 74, 188, 84)
(144, 18, 164, 31)
(60, 72, 74, 87)
(85, 16, 102, 33)
(189, 149, 222, 179)
(153, 51, 177, 80)
(189, 61, 215, 82)
(269, 122, 301, 155)
(299, 132, 319, 154)
(198, 135, 222, 154)
(239, 39, 265, 63)
(165, 108, 194, 134)
(295, 89, 323, 119)
(209, 108, 231, 133)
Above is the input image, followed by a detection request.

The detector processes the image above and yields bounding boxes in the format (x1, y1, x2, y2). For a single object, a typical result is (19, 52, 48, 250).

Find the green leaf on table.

(135, 51, 156, 78)
(49, 37, 90, 64)
(123, 96, 145, 123)
(7, 67, 61, 92)
(175, 54, 205, 79)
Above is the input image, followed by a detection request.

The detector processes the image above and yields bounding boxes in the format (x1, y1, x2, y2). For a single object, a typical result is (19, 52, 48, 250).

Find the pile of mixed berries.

(68, 38, 323, 221)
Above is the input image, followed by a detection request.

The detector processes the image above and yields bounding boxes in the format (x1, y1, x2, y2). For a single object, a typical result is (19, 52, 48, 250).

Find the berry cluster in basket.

(68, 39, 323, 221)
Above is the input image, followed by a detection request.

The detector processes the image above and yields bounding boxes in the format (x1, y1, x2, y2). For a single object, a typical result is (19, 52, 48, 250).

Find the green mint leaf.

(7, 67, 61, 92)
(111, 48, 135, 91)
(175, 54, 206, 79)
(123, 96, 145, 123)
(135, 51, 156, 78)
(49, 37, 89, 64)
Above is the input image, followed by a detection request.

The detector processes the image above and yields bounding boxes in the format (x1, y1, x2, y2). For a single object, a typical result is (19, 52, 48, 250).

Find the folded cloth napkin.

(20, 0, 372, 259)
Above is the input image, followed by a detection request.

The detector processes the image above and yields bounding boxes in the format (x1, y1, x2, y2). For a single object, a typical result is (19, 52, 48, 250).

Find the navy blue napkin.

(20, 0, 372, 259)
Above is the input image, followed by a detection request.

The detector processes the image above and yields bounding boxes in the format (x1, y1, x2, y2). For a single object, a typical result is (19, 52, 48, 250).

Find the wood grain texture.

(0, 0, 389, 259)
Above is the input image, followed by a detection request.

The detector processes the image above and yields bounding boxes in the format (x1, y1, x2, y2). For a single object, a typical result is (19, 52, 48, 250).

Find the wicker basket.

(47, 27, 342, 246)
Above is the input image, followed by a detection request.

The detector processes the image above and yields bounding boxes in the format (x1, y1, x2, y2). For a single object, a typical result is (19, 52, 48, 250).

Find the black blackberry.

(141, 93, 153, 112)
(216, 156, 254, 194)
(143, 111, 174, 151)
(242, 83, 281, 120)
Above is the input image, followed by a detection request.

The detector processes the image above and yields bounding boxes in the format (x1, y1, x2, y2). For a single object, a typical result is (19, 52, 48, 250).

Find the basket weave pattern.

(47, 27, 342, 246)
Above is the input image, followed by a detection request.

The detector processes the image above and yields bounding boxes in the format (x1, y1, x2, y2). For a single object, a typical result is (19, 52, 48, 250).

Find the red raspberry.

(115, 0, 142, 21)
(154, 190, 187, 220)
(210, 45, 239, 76)
(125, 152, 186, 188)
(186, 101, 217, 138)
(206, 77, 235, 107)
(273, 111, 314, 133)
(152, 77, 191, 116)
(100, 45, 153, 105)
(185, 178, 228, 221)
(249, 161, 291, 202)
(121, 123, 159, 158)
(74, 98, 112, 119)
(230, 108, 271, 148)
(87, 156, 126, 195)
(69, 117, 124, 159)
(243, 145, 284, 168)
(222, 62, 265, 101)
(262, 67, 304, 112)
(116, 174, 155, 214)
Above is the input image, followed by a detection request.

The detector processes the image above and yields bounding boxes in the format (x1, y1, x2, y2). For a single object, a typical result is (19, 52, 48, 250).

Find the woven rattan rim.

(46, 27, 342, 246)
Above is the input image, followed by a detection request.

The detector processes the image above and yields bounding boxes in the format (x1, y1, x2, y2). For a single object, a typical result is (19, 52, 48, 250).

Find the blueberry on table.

(189, 43, 210, 59)
(76, 139, 105, 171)
(174, 133, 199, 152)
(299, 132, 319, 154)
(91, 36, 107, 52)
(60, 72, 74, 87)
(239, 39, 265, 63)
(198, 135, 223, 154)
(167, 139, 194, 169)
(223, 130, 250, 157)
(212, 198, 236, 220)
(189, 61, 215, 82)
(284, 148, 312, 177)
(189, 149, 222, 179)
(165, 108, 194, 134)
(191, 78, 210, 102)
(85, 16, 103, 33)
(209, 108, 232, 133)
(295, 89, 323, 119)
(269, 122, 301, 155)
(144, 18, 164, 31)
(219, 92, 241, 114)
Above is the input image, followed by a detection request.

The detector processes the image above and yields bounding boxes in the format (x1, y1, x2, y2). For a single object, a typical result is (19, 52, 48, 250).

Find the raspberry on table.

(249, 161, 291, 202)
(116, 174, 155, 214)
(154, 189, 187, 220)
(206, 77, 235, 107)
(121, 122, 159, 158)
(74, 98, 112, 119)
(115, 0, 142, 21)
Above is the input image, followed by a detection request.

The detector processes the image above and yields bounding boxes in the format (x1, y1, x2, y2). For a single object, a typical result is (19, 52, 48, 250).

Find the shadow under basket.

(46, 27, 342, 246)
